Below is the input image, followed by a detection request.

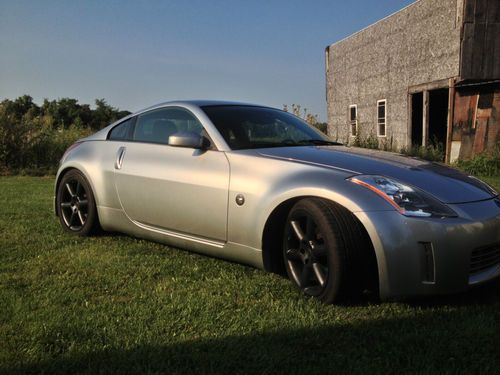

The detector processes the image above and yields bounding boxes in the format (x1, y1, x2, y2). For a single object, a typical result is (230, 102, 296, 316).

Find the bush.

(29, 124, 93, 170)
(0, 95, 128, 175)
(454, 147, 500, 177)
(352, 133, 379, 149)
(399, 143, 444, 162)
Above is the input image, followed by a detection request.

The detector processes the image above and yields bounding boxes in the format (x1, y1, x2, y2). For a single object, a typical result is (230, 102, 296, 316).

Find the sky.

(0, 0, 415, 121)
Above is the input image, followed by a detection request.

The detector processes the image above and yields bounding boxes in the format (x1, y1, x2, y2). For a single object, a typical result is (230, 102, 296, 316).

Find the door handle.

(115, 147, 126, 170)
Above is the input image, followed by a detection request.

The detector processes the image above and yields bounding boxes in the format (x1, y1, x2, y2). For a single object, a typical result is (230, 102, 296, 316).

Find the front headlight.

(348, 175, 457, 218)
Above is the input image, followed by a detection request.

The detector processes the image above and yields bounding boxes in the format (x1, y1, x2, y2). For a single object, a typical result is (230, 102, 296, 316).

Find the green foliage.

(0, 177, 499, 373)
(399, 143, 445, 162)
(350, 133, 499, 177)
(454, 147, 500, 177)
(352, 133, 379, 149)
(0, 95, 130, 174)
(350, 131, 446, 162)
(397, 135, 444, 161)
(283, 103, 327, 134)
(313, 122, 328, 133)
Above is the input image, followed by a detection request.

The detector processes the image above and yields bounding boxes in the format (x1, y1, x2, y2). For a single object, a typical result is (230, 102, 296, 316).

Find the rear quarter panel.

(56, 140, 123, 220)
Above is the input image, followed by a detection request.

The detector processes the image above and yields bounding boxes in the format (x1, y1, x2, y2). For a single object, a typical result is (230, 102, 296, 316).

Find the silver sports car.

(55, 101, 500, 303)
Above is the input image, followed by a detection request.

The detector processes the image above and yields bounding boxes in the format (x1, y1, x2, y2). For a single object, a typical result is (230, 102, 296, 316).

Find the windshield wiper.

(297, 139, 343, 146)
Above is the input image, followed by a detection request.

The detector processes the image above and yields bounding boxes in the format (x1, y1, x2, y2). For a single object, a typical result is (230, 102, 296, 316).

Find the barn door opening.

(428, 88, 449, 149)
(411, 92, 423, 146)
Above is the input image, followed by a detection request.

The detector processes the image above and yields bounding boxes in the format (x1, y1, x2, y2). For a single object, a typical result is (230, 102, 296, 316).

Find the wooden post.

(422, 90, 429, 146)
(445, 79, 455, 163)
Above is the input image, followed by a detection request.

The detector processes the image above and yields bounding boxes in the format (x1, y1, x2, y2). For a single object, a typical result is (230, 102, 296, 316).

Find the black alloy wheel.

(284, 210, 329, 297)
(283, 198, 361, 304)
(57, 170, 99, 236)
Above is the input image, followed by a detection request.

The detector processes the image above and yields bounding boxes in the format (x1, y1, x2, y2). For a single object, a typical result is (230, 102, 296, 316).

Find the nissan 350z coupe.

(54, 101, 500, 304)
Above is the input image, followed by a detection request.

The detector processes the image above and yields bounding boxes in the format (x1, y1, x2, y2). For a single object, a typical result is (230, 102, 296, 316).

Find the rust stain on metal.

(451, 88, 499, 160)
(472, 117, 487, 154)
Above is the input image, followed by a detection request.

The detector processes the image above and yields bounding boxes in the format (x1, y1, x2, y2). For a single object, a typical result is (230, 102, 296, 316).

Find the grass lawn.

(1, 176, 499, 374)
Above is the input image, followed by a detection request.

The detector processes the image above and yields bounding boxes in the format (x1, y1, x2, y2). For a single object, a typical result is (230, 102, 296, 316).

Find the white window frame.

(377, 99, 387, 137)
(349, 104, 358, 137)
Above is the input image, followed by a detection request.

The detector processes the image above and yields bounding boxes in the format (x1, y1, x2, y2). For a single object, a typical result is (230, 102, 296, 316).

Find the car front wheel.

(283, 198, 364, 304)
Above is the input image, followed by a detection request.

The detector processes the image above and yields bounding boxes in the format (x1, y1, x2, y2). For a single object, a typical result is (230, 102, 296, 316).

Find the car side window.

(108, 118, 134, 141)
(133, 107, 206, 145)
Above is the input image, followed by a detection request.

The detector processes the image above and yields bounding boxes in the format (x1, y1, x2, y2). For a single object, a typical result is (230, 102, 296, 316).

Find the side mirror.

(168, 131, 210, 149)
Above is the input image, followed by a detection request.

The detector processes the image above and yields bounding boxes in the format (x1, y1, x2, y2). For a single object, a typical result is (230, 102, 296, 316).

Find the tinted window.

(134, 107, 204, 145)
(202, 106, 328, 150)
(108, 118, 134, 140)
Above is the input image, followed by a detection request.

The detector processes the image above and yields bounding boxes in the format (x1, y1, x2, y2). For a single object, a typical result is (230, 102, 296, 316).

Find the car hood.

(257, 146, 497, 204)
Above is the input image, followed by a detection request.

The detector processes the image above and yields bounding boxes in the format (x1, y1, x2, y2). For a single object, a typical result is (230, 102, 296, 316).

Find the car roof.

(136, 100, 269, 114)
(84, 100, 276, 147)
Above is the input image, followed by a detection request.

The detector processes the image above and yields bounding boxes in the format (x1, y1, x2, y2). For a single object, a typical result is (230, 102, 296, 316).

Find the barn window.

(377, 100, 386, 137)
(349, 105, 357, 137)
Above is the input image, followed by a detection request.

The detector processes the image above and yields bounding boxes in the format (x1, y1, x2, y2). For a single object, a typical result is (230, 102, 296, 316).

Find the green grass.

(1, 176, 499, 374)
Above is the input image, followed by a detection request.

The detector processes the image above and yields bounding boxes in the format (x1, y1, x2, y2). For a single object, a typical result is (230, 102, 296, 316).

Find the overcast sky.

(0, 0, 414, 120)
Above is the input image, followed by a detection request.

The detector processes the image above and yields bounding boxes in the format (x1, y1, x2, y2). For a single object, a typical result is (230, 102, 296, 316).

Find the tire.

(56, 169, 100, 236)
(283, 198, 367, 304)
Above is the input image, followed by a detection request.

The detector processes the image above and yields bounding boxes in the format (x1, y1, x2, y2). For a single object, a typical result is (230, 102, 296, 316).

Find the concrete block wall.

(326, 0, 463, 148)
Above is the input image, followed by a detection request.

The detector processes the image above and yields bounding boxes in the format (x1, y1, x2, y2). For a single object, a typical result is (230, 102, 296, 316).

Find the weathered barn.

(325, 0, 499, 161)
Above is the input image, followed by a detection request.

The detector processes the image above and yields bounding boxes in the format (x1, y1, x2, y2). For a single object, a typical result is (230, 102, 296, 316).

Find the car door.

(113, 106, 230, 242)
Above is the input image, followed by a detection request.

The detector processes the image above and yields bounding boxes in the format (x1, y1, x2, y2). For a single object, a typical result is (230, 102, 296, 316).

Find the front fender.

(225, 152, 395, 250)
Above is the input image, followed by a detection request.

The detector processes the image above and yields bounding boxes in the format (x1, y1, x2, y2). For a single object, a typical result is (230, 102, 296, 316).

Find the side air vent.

(420, 242, 435, 284)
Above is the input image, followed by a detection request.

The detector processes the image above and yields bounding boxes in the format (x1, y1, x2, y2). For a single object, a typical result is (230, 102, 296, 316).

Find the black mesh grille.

(470, 244, 500, 275)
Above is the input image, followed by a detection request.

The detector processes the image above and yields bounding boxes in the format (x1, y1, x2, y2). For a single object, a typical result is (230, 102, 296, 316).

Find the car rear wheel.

(283, 198, 363, 304)
(56, 170, 99, 236)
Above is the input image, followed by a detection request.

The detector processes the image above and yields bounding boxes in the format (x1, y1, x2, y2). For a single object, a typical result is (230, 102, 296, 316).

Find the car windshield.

(201, 105, 340, 150)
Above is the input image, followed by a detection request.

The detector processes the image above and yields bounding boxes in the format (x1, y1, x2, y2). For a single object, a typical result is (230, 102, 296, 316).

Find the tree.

(0, 97, 36, 168)
(41, 98, 93, 129)
(0, 95, 131, 173)
(283, 104, 328, 134)
(90, 99, 130, 130)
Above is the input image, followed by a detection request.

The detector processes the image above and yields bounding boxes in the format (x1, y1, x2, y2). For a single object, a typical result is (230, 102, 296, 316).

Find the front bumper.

(355, 198, 500, 300)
